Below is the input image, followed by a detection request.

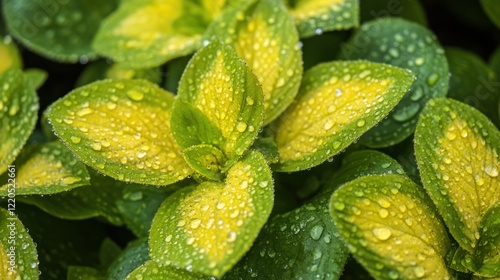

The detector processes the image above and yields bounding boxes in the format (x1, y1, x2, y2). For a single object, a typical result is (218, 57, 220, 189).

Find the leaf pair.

(331, 98, 500, 279)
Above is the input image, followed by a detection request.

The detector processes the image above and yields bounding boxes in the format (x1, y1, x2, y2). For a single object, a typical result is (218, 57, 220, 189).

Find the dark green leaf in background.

(340, 18, 449, 147)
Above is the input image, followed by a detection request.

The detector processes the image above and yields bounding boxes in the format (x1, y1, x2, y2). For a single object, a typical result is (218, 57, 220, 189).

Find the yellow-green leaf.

(415, 98, 500, 253)
(125, 260, 211, 280)
(205, 0, 303, 124)
(0, 141, 90, 195)
(177, 41, 264, 159)
(285, 0, 359, 37)
(0, 36, 21, 73)
(92, 0, 214, 68)
(273, 60, 414, 172)
(330, 174, 453, 280)
(149, 151, 273, 277)
(46, 79, 192, 186)
(0, 208, 39, 279)
(0, 68, 39, 175)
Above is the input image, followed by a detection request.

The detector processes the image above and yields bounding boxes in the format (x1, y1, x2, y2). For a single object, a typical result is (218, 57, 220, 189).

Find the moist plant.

(0, 0, 499, 279)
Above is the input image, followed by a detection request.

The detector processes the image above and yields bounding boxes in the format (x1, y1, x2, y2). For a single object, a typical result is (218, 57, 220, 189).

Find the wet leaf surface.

(285, 0, 359, 37)
(0, 68, 38, 175)
(331, 174, 453, 280)
(273, 60, 414, 172)
(340, 18, 449, 147)
(46, 79, 193, 186)
(0, 141, 90, 195)
(415, 98, 500, 253)
(177, 41, 264, 160)
(0, 208, 39, 280)
(92, 0, 217, 68)
(3, 0, 118, 62)
(205, 0, 302, 124)
(149, 151, 273, 277)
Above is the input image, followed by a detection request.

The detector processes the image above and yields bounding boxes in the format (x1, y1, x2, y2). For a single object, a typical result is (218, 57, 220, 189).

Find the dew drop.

(332, 201, 345, 211)
(276, 78, 285, 88)
(127, 90, 144, 101)
(356, 120, 366, 127)
(107, 102, 117, 110)
(413, 266, 426, 278)
(190, 219, 201, 229)
(484, 165, 499, 177)
(392, 103, 420, 122)
(309, 225, 324, 240)
(410, 86, 424, 101)
(70, 136, 81, 144)
(90, 143, 102, 151)
(379, 209, 389, 218)
(236, 122, 247, 132)
(372, 228, 392, 240)
(246, 97, 254, 105)
(426, 73, 440, 86)
(323, 120, 334, 130)
(76, 108, 93, 117)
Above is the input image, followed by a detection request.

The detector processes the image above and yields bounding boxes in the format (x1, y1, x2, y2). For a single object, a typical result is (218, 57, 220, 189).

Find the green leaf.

(19, 170, 124, 225)
(46, 79, 193, 186)
(446, 47, 499, 127)
(328, 150, 405, 188)
(99, 238, 122, 269)
(0, 36, 21, 73)
(150, 151, 273, 277)
(415, 98, 500, 253)
(67, 266, 104, 280)
(107, 239, 149, 280)
(177, 41, 264, 159)
(225, 184, 349, 279)
(359, 0, 428, 26)
(0, 68, 38, 175)
(250, 137, 280, 164)
(480, 0, 500, 28)
(76, 61, 161, 87)
(285, 0, 359, 37)
(13, 203, 106, 280)
(2, 0, 118, 62)
(182, 144, 226, 181)
(92, 0, 216, 68)
(205, 0, 303, 124)
(330, 174, 453, 279)
(272, 60, 414, 172)
(340, 18, 449, 147)
(0, 141, 90, 195)
(116, 184, 180, 237)
(125, 260, 211, 280)
(24, 69, 48, 90)
(0, 208, 39, 279)
(475, 204, 500, 277)
(227, 150, 404, 279)
(171, 99, 224, 150)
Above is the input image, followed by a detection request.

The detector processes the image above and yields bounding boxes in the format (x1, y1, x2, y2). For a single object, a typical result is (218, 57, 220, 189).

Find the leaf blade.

(330, 174, 453, 280)
(273, 60, 414, 172)
(415, 98, 500, 253)
(150, 151, 274, 277)
(177, 41, 264, 159)
(46, 79, 192, 186)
